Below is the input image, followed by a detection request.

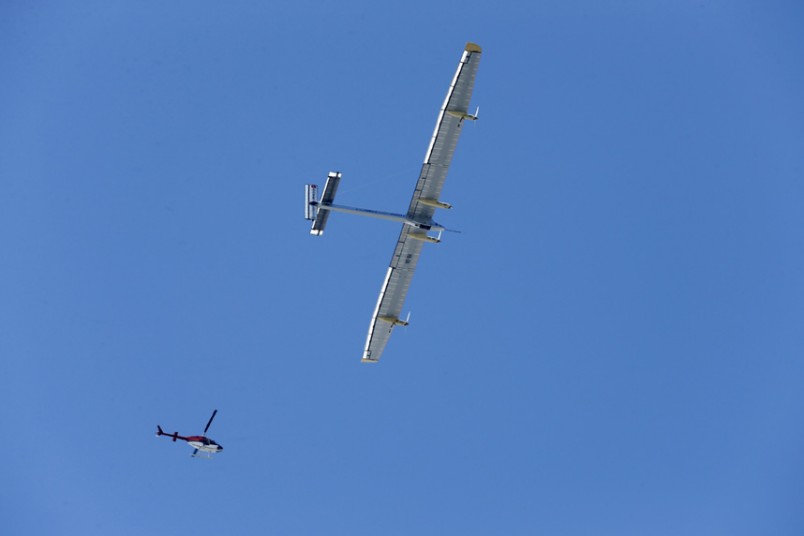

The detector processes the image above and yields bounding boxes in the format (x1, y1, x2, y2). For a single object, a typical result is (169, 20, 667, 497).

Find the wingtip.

(361, 357, 379, 364)
(465, 42, 482, 53)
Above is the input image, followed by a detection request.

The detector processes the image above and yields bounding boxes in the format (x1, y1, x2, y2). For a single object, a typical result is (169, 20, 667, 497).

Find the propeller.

(204, 409, 218, 434)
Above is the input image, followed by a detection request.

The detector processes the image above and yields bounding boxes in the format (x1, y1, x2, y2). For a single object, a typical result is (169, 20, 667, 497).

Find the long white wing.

(362, 42, 482, 363)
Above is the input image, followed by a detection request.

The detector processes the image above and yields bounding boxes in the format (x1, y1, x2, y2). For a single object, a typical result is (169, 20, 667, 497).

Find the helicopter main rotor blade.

(204, 409, 218, 434)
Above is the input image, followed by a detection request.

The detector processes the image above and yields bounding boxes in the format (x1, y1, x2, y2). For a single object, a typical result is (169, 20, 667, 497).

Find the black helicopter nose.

(218, 446, 223, 451)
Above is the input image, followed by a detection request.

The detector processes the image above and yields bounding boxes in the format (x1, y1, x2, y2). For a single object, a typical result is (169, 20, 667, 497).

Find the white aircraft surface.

(305, 42, 482, 363)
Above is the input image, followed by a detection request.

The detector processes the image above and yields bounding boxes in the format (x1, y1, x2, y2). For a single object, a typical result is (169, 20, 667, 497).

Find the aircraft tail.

(305, 171, 342, 236)
(156, 425, 181, 442)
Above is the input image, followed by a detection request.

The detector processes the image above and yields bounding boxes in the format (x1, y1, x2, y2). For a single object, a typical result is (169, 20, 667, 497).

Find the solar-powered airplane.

(304, 42, 482, 363)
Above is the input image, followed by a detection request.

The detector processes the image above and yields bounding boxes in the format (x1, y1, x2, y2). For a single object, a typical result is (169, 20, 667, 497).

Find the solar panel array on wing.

(362, 43, 482, 363)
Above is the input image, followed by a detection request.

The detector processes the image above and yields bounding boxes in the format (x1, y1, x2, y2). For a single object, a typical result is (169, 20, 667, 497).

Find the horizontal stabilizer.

(320, 171, 341, 205)
(309, 171, 342, 236)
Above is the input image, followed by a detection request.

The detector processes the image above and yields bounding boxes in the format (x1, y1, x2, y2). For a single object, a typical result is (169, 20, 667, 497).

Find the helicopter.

(156, 409, 223, 458)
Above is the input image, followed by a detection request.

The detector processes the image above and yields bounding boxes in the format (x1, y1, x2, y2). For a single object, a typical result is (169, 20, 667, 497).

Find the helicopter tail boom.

(156, 425, 185, 442)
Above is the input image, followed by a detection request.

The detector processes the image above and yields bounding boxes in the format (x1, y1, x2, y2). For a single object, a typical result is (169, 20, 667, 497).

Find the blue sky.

(2, 1, 803, 534)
